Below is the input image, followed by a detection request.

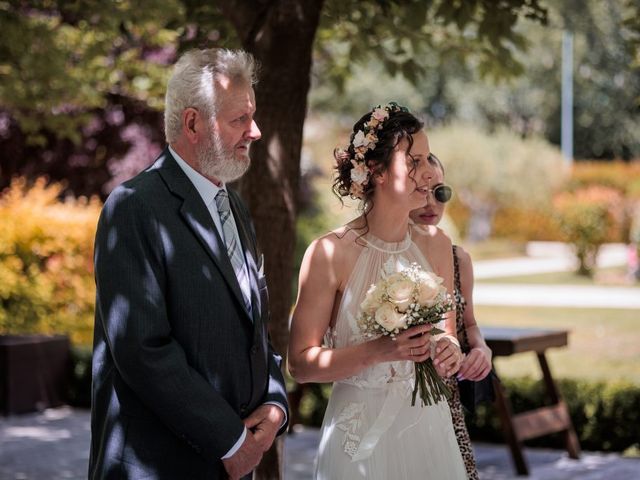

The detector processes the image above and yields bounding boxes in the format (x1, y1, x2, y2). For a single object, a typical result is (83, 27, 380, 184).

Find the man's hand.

(222, 430, 263, 480)
(243, 404, 284, 452)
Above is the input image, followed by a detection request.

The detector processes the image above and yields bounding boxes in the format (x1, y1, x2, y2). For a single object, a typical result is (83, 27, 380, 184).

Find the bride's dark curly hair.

(332, 106, 424, 213)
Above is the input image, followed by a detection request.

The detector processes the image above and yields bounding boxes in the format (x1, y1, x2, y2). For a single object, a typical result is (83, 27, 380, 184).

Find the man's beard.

(198, 130, 250, 183)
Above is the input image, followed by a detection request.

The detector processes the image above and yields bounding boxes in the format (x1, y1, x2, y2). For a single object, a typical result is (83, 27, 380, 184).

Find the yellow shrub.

(0, 177, 101, 345)
(493, 206, 564, 241)
(569, 161, 640, 195)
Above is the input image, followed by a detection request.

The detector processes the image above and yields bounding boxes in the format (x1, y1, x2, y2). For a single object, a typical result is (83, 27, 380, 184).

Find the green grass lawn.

(477, 305, 640, 384)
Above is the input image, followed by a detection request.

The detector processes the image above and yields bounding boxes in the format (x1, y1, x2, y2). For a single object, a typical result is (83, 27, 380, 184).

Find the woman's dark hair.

(332, 104, 423, 236)
(333, 108, 423, 203)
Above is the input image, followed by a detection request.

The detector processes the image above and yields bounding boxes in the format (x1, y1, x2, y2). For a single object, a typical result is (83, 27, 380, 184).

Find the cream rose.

(386, 274, 414, 313)
(360, 283, 384, 314)
(416, 271, 446, 307)
(374, 303, 407, 332)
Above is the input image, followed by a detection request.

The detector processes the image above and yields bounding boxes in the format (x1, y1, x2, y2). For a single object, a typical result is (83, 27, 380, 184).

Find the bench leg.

(492, 374, 529, 475)
(537, 353, 581, 459)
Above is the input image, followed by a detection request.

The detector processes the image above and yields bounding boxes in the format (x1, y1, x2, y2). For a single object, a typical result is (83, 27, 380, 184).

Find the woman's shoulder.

(413, 224, 452, 248)
(305, 225, 360, 264)
(453, 244, 473, 274)
(453, 244, 471, 262)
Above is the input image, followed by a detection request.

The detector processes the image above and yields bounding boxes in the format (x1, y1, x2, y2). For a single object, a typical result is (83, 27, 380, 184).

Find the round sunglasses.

(427, 184, 453, 203)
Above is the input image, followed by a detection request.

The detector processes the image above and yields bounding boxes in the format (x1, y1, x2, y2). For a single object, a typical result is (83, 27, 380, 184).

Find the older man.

(90, 48, 288, 480)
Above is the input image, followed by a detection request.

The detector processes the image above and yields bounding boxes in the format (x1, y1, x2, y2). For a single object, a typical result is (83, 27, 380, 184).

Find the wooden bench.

(482, 326, 581, 476)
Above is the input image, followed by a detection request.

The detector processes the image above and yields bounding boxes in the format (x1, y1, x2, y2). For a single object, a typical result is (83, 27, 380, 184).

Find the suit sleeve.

(264, 342, 289, 435)
(94, 186, 244, 460)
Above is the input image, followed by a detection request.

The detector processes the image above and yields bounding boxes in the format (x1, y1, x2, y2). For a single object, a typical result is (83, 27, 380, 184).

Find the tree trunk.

(221, 1, 324, 478)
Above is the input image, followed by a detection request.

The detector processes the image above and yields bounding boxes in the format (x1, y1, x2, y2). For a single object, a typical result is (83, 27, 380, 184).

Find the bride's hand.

(433, 336, 463, 378)
(375, 324, 433, 363)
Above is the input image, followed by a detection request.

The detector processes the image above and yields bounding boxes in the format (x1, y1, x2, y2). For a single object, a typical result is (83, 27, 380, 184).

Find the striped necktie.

(215, 189, 251, 312)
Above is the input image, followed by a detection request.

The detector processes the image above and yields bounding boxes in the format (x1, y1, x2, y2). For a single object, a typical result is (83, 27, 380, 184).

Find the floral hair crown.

(340, 102, 409, 199)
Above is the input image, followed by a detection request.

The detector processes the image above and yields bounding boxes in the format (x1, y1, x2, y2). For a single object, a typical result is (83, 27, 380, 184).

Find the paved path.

(1, 408, 639, 480)
(473, 242, 628, 279)
(474, 283, 640, 309)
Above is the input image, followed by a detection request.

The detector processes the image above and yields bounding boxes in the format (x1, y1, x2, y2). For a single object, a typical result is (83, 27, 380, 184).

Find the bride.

(288, 103, 468, 479)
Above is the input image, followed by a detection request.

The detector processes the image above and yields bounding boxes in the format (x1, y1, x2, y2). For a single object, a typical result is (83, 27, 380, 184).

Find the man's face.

(198, 76, 261, 183)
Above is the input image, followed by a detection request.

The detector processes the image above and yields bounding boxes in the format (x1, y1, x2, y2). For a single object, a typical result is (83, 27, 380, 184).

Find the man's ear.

(182, 108, 200, 144)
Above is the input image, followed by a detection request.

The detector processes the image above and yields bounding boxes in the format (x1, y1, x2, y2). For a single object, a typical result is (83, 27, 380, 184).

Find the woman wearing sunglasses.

(410, 154, 493, 480)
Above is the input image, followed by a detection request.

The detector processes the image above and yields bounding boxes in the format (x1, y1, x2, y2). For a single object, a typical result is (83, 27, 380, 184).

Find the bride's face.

(376, 130, 432, 210)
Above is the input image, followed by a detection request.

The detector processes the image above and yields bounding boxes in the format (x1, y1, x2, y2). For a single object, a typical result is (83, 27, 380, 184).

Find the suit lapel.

(155, 149, 252, 321)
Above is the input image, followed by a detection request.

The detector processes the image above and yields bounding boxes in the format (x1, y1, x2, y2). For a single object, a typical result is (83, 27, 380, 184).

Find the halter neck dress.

(315, 228, 466, 479)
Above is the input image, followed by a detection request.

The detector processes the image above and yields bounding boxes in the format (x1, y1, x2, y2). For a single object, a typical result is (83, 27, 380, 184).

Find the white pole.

(561, 31, 574, 167)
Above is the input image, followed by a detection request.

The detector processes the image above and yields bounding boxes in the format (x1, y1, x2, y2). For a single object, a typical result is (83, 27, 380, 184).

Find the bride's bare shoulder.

(304, 225, 358, 261)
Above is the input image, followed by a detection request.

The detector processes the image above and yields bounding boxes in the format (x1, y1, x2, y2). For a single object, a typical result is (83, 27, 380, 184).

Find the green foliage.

(317, 0, 547, 93)
(0, 177, 100, 344)
(313, 0, 640, 161)
(0, 1, 182, 143)
(469, 377, 640, 454)
(461, 0, 640, 160)
(67, 345, 93, 407)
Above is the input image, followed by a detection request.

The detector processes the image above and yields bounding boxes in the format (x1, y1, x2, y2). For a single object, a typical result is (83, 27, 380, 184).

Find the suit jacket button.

(250, 345, 258, 355)
(240, 404, 247, 415)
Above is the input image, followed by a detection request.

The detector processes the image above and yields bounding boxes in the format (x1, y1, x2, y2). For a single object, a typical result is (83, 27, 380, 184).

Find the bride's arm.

(288, 236, 434, 384)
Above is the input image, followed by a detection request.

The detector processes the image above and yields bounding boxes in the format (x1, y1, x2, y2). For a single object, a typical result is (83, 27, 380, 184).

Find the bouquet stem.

(411, 359, 452, 406)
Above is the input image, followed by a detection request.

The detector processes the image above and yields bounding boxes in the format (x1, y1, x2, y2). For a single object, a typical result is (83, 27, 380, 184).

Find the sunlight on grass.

(463, 240, 528, 260)
(477, 306, 640, 384)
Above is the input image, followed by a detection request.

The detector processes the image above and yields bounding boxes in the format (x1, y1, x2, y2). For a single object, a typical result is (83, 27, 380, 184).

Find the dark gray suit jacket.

(89, 148, 289, 479)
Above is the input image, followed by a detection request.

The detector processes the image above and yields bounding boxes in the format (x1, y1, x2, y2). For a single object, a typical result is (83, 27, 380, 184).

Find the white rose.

(417, 271, 445, 307)
(386, 275, 414, 313)
(360, 283, 384, 314)
(375, 303, 407, 332)
(352, 130, 368, 148)
(350, 160, 369, 185)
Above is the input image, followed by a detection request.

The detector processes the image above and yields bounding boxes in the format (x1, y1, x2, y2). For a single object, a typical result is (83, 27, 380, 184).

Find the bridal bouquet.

(357, 261, 455, 406)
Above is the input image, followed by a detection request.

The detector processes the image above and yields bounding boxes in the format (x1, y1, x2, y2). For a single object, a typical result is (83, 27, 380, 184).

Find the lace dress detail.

(315, 228, 466, 479)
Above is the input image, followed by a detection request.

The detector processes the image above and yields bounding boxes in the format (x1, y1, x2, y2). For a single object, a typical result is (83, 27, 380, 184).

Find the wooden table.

(482, 326, 581, 476)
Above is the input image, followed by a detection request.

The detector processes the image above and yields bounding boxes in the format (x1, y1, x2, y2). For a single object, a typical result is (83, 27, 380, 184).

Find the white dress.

(315, 229, 467, 480)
